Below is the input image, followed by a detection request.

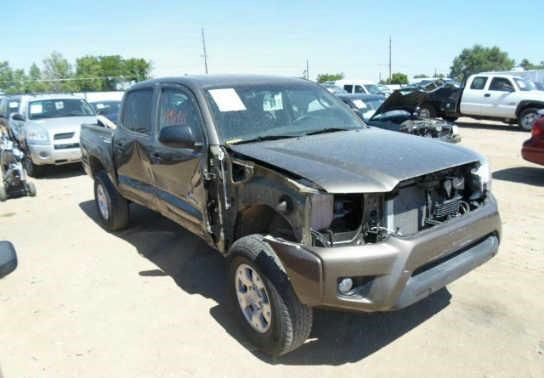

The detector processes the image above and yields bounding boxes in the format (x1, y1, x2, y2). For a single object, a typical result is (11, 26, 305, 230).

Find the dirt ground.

(1, 119, 543, 378)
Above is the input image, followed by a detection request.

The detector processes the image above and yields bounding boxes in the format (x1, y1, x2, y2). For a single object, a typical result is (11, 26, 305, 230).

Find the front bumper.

(522, 140, 544, 166)
(266, 195, 501, 312)
(28, 144, 81, 166)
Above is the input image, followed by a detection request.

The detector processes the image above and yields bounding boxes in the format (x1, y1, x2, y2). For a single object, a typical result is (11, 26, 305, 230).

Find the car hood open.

(370, 90, 428, 120)
(229, 128, 479, 193)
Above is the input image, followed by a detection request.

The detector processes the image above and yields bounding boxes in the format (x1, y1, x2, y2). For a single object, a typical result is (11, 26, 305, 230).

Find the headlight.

(471, 156, 491, 193)
(26, 128, 49, 145)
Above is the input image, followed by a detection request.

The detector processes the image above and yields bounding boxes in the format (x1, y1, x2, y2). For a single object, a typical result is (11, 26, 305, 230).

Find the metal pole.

(201, 28, 209, 74)
(306, 59, 309, 80)
(388, 36, 392, 82)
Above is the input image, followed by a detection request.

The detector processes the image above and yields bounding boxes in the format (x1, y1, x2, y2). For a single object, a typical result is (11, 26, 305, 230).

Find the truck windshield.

(28, 99, 95, 120)
(364, 84, 384, 95)
(514, 78, 537, 91)
(205, 83, 364, 144)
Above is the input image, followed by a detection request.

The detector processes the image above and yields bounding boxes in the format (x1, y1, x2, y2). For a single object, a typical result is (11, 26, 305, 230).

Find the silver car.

(10, 94, 96, 176)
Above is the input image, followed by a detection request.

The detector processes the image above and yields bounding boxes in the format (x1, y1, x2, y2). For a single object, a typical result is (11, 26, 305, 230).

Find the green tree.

(27, 63, 47, 93)
(387, 72, 409, 85)
(450, 45, 515, 82)
(316, 73, 344, 83)
(519, 58, 544, 70)
(123, 58, 152, 83)
(98, 55, 124, 90)
(42, 51, 76, 92)
(75, 56, 103, 91)
(0, 62, 28, 94)
(413, 74, 429, 79)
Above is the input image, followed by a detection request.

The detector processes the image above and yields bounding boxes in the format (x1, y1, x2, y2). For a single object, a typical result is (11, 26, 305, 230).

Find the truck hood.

(229, 128, 479, 193)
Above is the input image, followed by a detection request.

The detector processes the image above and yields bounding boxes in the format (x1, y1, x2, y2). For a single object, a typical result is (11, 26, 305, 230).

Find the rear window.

(122, 89, 153, 134)
(470, 77, 488, 90)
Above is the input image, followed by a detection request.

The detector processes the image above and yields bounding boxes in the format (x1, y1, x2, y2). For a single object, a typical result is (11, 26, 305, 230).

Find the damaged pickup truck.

(80, 75, 501, 356)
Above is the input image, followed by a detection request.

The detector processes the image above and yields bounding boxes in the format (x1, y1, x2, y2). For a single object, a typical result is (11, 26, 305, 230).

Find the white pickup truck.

(416, 73, 544, 130)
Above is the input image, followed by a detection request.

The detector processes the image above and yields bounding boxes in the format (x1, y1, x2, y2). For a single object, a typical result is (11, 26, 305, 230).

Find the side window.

(470, 77, 488, 90)
(489, 78, 514, 92)
(354, 85, 364, 93)
(122, 89, 153, 134)
(343, 85, 353, 93)
(158, 88, 202, 139)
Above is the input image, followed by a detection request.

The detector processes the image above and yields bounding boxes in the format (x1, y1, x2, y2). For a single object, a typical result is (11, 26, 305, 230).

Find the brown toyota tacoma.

(80, 75, 501, 356)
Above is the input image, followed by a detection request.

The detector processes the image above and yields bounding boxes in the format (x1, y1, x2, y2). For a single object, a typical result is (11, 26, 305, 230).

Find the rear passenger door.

(114, 87, 157, 207)
(460, 76, 488, 116)
(149, 84, 208, 236)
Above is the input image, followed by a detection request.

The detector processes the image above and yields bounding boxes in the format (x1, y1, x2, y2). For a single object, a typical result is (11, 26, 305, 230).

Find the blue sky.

(2, 0, 543, 81)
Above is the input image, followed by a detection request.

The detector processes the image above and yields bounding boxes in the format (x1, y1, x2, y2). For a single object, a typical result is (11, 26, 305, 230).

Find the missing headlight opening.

(310, 163, 487, 247)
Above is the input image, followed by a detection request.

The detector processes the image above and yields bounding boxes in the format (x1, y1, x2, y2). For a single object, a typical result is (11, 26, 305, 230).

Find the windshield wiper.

(227, 134, 299, 145)
(303, 127, 353, 136)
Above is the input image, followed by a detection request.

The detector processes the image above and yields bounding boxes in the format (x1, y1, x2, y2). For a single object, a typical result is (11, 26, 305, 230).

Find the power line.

(201, 27, 209, 74)
(388, 35, 392, 81)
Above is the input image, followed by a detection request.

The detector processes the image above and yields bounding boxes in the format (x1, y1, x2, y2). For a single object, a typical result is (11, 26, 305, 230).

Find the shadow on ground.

(79, 200, 452, 366)
(493, 166, 544, 186)
(456, 120, 526, 132)
(35, 163, 84, 180)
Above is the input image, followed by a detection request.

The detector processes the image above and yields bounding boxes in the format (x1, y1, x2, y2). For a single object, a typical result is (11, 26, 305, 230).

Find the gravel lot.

(1, 119, 543, 378)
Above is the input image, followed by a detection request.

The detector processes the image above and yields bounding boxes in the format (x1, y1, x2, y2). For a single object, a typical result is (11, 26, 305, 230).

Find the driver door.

(149, 84, 208, 237)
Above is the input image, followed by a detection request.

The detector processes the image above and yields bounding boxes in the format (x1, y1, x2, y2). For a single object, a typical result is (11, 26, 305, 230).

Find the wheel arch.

(515, 100, 544, 117)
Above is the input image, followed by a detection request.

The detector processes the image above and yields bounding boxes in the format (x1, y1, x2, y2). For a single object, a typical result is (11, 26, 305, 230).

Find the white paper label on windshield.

(209, 88, 246, 112)
(30, 104, 43, 114)
(352, 99, 367, 109)
(8, 101, 18, 108)
(55, 101, 64, 110)
(95, 103, 105, 109)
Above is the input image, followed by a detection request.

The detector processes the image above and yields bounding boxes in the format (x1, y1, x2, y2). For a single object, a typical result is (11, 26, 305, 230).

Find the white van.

(335, 80, 384, 96)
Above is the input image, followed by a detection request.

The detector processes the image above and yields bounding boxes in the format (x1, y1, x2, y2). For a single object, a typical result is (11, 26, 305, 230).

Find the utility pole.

(306, 59, 310, 80)
(388, 35, 392, 82)
(201, 27, 209, 74)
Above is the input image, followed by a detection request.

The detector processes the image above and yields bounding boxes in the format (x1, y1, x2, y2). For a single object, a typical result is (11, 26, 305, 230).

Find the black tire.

(0, 183, 6, 201)
(444, 116, 458, 123)
(418, 104, 436, 119)
(94, 171, 129, 231)
(25, 181, 37, 197)
(23, 157, 45, 178)
(518, 107, 539, 131)
(227, 234, 313, 356)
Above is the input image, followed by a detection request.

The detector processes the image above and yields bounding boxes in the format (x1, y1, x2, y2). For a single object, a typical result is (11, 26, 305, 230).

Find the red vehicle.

(522, 110, 544, 166)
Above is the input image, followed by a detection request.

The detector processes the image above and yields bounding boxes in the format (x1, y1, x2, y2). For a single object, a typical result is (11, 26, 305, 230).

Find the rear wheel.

(25, 182, 37, 197)
(518, 108, 539, 131)
(228, 235, 313, 356)
(94, 171, 129, 231)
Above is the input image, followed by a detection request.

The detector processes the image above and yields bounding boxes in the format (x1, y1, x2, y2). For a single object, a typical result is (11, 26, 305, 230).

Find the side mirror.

(158, 125, 198, 149)
(11, 113, 25, 122)
(0, 241, 17, 278)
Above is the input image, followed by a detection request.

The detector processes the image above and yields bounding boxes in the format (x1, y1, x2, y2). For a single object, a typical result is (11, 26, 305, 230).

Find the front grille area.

(54, 143, 80, 150)
(54, 132, 75, 140)
(432, 197, 461, 219)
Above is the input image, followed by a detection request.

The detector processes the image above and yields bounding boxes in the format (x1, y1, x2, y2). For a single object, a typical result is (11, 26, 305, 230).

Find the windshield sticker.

(8, 101, 18, 108)
(352, 99, 367, 109)
(55, 101, 64, 110)
(209, 88, 246, 112)
(30, 103, 43, 114)
(95, 103, 105, 109)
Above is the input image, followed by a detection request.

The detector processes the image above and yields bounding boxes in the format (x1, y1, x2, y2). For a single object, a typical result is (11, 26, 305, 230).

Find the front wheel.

(94, 171, 129, 231)
(228, 235, 313, 356)
(418, 104, 436, 119)
(518, 108, 539, 131)
(23, 157, 45, 178)
(0, 182, 7, 201)
(25, 181, 37, 197)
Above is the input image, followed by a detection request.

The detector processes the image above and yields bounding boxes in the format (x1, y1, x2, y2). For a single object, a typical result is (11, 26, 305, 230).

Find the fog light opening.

(338, 277, 353, 294)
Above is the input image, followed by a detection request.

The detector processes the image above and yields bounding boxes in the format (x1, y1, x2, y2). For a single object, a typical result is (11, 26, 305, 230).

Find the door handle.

(484, 93, 491, 97)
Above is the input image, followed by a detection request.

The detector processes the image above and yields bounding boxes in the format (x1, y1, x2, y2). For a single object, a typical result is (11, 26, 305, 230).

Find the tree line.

(316, 45, 543, 85)
(0, 51, 152, 94)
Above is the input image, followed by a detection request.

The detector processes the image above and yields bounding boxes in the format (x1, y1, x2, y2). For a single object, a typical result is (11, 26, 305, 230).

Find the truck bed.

(80, 123, 115, 178)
